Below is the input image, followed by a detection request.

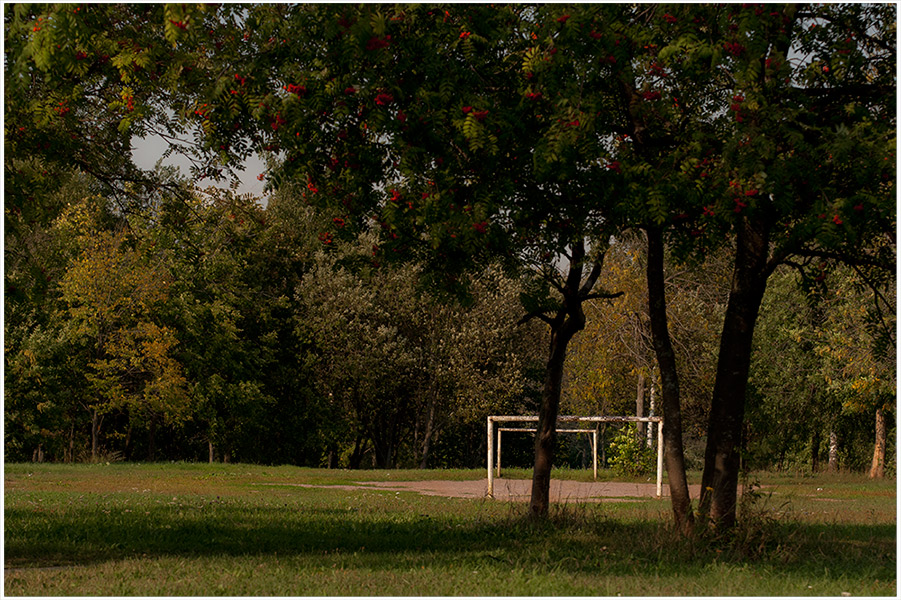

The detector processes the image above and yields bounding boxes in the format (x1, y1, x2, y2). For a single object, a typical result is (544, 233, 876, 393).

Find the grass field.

(4, 463, 896, 596)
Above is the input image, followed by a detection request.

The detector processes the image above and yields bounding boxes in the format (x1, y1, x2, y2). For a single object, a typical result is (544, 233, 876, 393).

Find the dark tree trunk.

(91, 409, 103, 462)
(349, 435, 366, 469)
(419, 393, 438, 469)
(148, 414, 157, 462)
(372, 419, 396, 468)
(124, 421, 133, 461)
(600, 424, 607, 468)
(67, 420, 76, 463)
(869, 407, 886, 479)
(699, 217, 771, 530)
(529, 238, 611, 518)
(646, 227, 695, 534)
(811, 432, 820, 473)
(530, 310, 583, 518)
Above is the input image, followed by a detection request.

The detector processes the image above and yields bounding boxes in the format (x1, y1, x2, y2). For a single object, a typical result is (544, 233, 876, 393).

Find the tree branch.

(583, 290, 625, 302)
(516, 309, 556, 327)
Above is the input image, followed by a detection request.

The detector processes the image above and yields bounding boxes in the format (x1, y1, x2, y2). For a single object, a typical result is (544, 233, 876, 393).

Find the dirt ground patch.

(265, 478, 704, 502)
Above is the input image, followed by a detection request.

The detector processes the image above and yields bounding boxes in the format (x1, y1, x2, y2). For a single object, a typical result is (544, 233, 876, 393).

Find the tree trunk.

(349, 435, 366, 469)
(372, 418, 397, 468)
(647, 378, 657, 448)
(148, 414, 157, 462)
(67, 420, 76, 463)
(828, 430, 839, 472)
(600, 424, 607, 468)
(530, 313, 582, 517)
(636, 373, 646, 440)
(91, 408, 103, 462)
(698, 217, 771, 530)
(646, 226, 694, 534)
(811, 432, 820, 473)
(124, 421, 133, 461)
(209, 440, 215, 464)
(419, 393, 438, 469)
(869, 407, 886, 479)
(529, 238, 604, 518)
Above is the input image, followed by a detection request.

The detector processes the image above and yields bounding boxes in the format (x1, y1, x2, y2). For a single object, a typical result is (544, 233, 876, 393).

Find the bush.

(608, 424, 655, 477)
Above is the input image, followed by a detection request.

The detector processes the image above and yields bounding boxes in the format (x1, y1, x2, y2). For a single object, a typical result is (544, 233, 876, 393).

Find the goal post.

(497, 428, 599, 479)
(486, 415, 664, 498)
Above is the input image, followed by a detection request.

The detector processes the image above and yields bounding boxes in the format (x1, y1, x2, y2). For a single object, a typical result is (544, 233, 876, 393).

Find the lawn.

(3, 463, 896, 596)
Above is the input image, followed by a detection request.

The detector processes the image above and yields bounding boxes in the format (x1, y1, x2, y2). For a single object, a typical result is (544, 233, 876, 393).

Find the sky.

(131, 129, 269, 200)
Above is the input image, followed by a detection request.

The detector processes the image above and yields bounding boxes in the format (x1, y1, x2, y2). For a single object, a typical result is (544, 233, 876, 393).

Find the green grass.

(4, 463, 896, 596)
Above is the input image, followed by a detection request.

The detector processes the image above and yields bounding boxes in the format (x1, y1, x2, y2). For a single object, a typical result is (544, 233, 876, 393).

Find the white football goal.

(486, 415, 664, 498)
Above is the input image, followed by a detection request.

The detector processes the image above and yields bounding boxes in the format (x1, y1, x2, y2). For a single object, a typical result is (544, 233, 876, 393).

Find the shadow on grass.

(5, 495, 896, 585)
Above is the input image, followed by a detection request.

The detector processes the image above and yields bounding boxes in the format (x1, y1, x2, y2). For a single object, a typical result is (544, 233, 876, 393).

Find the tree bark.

(67, 420, 76, 463)
(91, 409, 103, 462)
(148, 414, 157, 462)
(636, 373, 647, 440)
(419, 393, 437, 469)
(828, 430, 839, 472)
(811, 431, 820, 473)
(646, 226, 695, 534)
(530, 310, 583, 517)
(349, 435, 366, 469)
(869, 407, 886, 479)
(124, 421, 133, 461)
(529, 238, 606, 518)
(372, 417, 397, 468)
(698, 217, 771, 530)
(647, 378, 657, 448)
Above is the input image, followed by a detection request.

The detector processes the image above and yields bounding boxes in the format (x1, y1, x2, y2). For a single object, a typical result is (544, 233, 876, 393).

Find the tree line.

(5, 174, 549, 469)
(4, 3, 895, 531)
(8, 172, 891, 480)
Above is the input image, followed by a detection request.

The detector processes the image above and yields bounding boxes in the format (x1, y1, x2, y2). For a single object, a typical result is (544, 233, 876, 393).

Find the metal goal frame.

(486, 415, 664, 498)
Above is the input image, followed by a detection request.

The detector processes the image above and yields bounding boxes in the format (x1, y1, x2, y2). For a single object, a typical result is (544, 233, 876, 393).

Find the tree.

(565, 232, 727, 463)
(299, 222, 545, 469)
(638, 3, 896, 529)
(181, 3, 631, 516)
(58, 224, 189, 460)
(748, 261, 895, 476)
(4, 3, 200, 215)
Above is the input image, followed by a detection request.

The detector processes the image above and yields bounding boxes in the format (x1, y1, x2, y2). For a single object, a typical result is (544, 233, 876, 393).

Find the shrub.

(608, 424, 655, 477)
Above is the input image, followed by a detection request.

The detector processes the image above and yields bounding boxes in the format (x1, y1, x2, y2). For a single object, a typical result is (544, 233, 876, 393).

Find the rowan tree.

(181, 3, 632, 516)
(623, 3, 896, 529)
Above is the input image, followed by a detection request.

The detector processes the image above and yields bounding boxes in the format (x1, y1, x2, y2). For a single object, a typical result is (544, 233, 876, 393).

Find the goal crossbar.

(487, 415, 664, 498)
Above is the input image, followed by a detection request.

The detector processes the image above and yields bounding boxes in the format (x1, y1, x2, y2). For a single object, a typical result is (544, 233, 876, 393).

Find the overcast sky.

(131, 130, 269, 199)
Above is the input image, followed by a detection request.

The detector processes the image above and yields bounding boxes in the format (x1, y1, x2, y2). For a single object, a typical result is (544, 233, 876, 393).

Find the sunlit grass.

(4, 463, 896, 596)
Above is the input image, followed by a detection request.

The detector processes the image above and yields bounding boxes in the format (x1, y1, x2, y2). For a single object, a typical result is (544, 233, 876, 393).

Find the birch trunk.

(869, 408, 886, 479)
(828, 430, 839, 472)
(636, 373, 646, 440)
